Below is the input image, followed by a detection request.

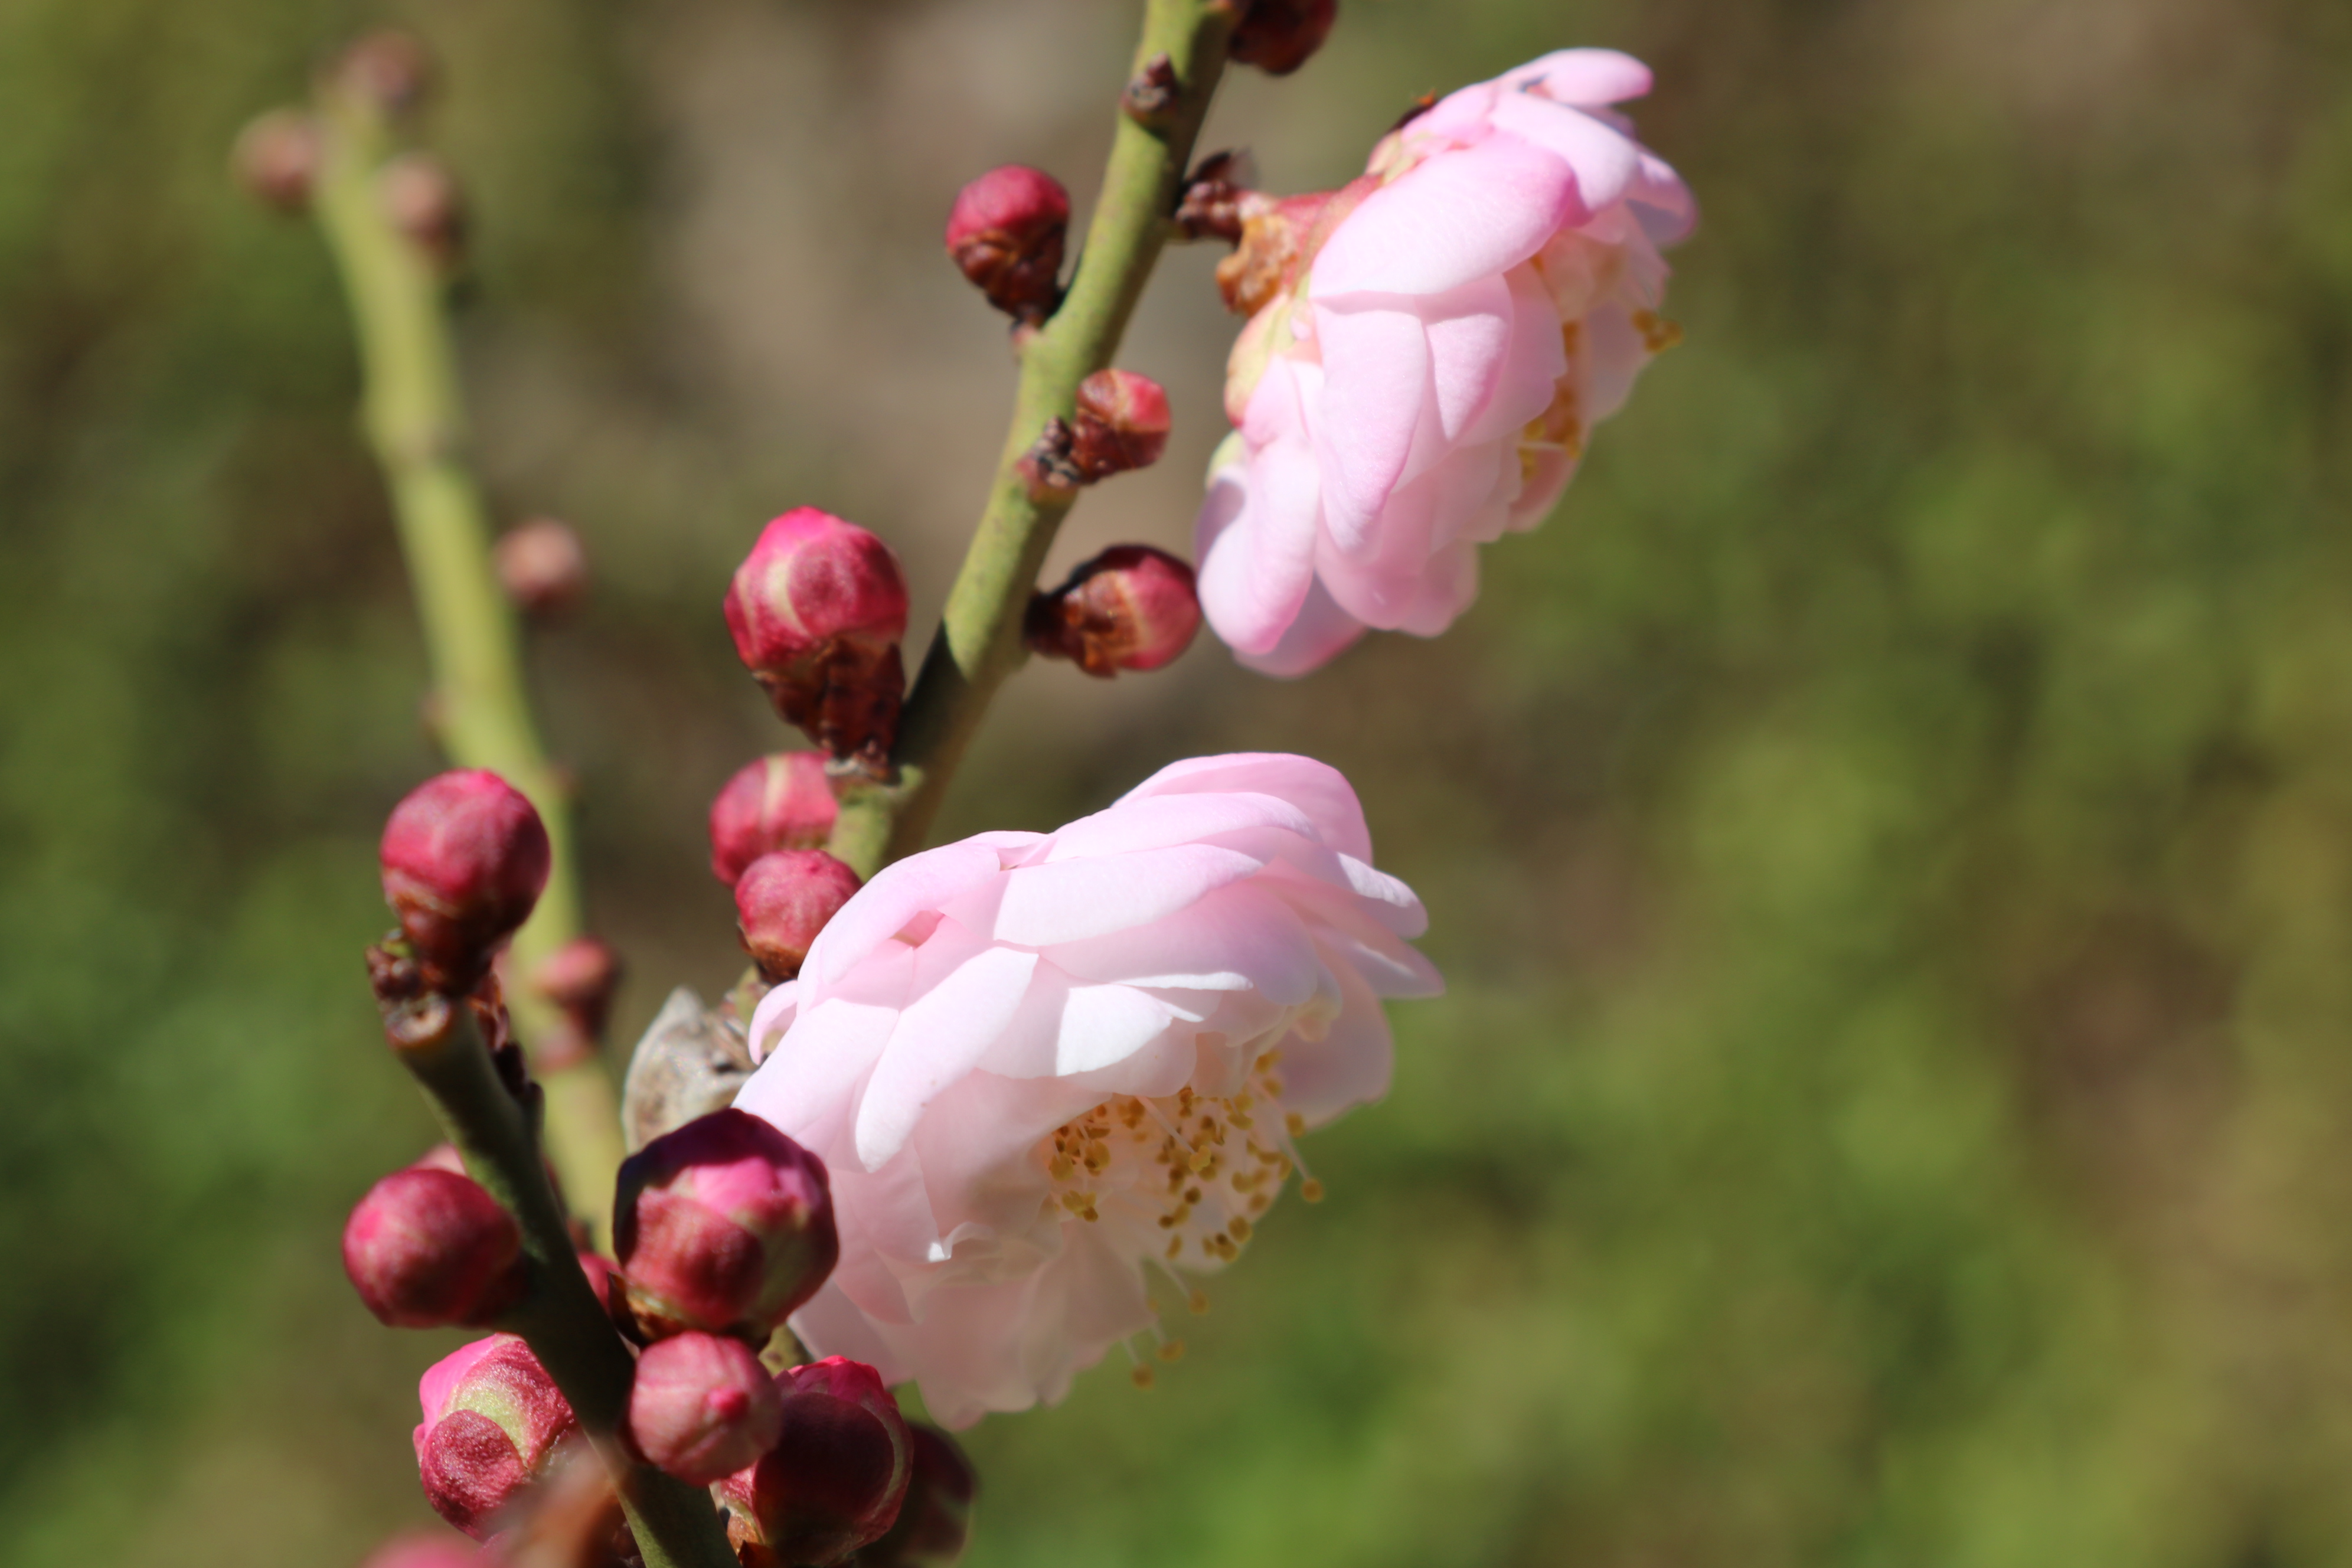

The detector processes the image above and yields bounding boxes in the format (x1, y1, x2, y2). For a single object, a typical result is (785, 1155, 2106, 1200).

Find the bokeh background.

(6, 0, 2352, 1563)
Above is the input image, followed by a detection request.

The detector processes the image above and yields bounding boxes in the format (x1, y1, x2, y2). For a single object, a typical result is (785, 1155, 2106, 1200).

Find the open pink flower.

(733, 754, 1439, 1426)
(1197, 48, 1696, 675)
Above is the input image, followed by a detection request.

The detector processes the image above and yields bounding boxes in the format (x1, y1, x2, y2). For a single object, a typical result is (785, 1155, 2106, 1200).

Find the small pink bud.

(380, 151, 466, 270)
(344, 1167, 525, 1328)
(533, 935, 622, 1040)
(1229, 0, 1337, 76)
(721, 1358, 912, 1568)
(734, 850, 861, 983)
(854, 1424, 977, 1568)
(724, 509, 910, 765)
(494, 518, 589, 617)
(358, 1533, 484, 1568)
(710, 753, 839, 885)
(613, 1108, 838, 1340)
(230, 109, 319, 213)
(944, 166, 1069, 324)
(414, 1335, 581, 1539)
(626, 1331, 785, 1484)
(1024, 545, 1201, 677)
(1069, 370, 1171, 481)
(334, 29, 435, 117)
(380, 770, 551, 992)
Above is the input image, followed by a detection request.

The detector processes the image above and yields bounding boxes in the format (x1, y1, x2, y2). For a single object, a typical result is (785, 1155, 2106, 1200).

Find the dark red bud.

(735, 850, 861, 984)
(414, 1335, 580, 1538)
(1229, 0, 1337, 76)
(613, 1109, 838, 1340)
(380, 770, 551, 992)
(334, 29, 435, 117)
(344, 1167, 525, 1328)
(494, 517, 589, 616)
(1069, 370, 1171, 481)
(710, 753, 840, 885)
(380, 151, 465, 270)
(230, 109, 320, 213)
(854, 1424, 976, 1568)
(627, 1330, 786, 1484)
(945, 166, 1069, 324)
(725, 509, 910, 766)
(1024, 545, 1201, 678)
(533, 935, 622, 1041)
(721, 1358, 912, 1568)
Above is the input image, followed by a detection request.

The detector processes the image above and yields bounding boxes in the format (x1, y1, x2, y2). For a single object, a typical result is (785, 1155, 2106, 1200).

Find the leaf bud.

(721, 1358, 912, 1568)
(944, 166, 1069, 324)
(1069, 369, 1171, 481)
(1229, 0, 1338, 76)
(1023, 545, 1201, 677)
(852, 1424, 976, 1568)
(724, 509, 910, 766)
(734, 850, 861, 984)
(413, 1335, 582, 1538)
(380, 770, 551, 993)
(344, 1167, 525, 1328)
(380, 151, 466, 272)
(494, 517, 589, 618)
(709, 753, 839, 886)
(626, 1329, 786, 1485)
(230, 109, 321, 214)
(612, 1108, 838, 1341)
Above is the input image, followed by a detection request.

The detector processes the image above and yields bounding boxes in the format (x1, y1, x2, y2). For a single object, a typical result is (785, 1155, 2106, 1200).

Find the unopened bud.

(358, 1533, 485, 1568)
(735, 850, 861, 983)
(334, 29, 435, 117)
(710, 753, 839, 885)
(1024, 545, 1201, 677)
(945, 166, 1069, 324)
(380, 770, 550, 992)
(613, 1108, 837, 1341)
(1121, 53, 1182, 123)
(231, 109, 320, 213)
(380, 151, 466, 270)
(854, 1424, 976, 1568)
(344, 1167, 525, 1328)
(725, 509, 909, 765)
(626, 1330, 785, 1484)
(414, 1335, 581, 1538)
(1229, 0, 1337, 76)
(721, 1358, 912, 1568)
(533, 935, 622, 1041)
(494, 518, 589, 617)
(1069, 370, 1171, 481)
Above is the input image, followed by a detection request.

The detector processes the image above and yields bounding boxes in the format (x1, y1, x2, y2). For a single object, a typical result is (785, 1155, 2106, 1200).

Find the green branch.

(828, 0, 1238, 876)
(311, 86, 625, 1229)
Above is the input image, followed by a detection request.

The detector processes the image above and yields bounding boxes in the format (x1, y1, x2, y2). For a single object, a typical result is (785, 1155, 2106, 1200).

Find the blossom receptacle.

(626, 1329, 786, 1485)
(710, 753, 840, 886)
(944, 165, 1069, 324)
(853, 1423, 976, 1568)
(736, 850, 863, 984)
(724, 509, 910, 765)
(1024, 545, 1201, 678)
(493, 518, 589, 617)
(532, 935, 622, 1041)
(612, 1108, 838, 1341)
(1229, 0, 1337, 76)
(721, 1358, 912, 1568)
(344, 1167, 525, 1328)
(380, 769, 550, 991)
(413, 1335, 580, 1538)
(231, 110, 319, 213)
(1069, 370, 1171, 481)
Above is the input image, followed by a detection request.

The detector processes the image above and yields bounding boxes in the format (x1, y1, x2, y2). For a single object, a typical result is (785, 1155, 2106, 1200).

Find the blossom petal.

(1499, 47, 1654, 106)
(1312, 133, 1577, 299)
(853, 945, 1041, 1170)
(1119, 753, 1376, 862)
(994, 842, 1267, 948)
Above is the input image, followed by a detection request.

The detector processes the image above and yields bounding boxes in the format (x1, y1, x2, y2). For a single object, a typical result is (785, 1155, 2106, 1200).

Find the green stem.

(828, 0, 1237, 877)
(312, 88, 626, 1230)
(391, 997, 737, 1568)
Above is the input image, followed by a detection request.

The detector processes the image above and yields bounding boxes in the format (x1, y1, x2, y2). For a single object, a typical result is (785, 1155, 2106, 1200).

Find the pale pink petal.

(1046, 882, 1322, 1003)
(1196, 377, 1324, 658)
(733, 996, 896, 1149)
(993, 843, 1268, 947)
(1275, 960, 1397, 1122)
(1230, 577, 1368, 677)
(804, 837, 1035, 989)
(1304, 302, 1429, 554)
(853, 945, 1041, 1171)
(1487, 94, 1639, 216)
(1044, 791, 1320, 865)
(1499, 47, 1654, 105)
(1312, 134, 1577, 299)
(1117, 753, 1374, 862)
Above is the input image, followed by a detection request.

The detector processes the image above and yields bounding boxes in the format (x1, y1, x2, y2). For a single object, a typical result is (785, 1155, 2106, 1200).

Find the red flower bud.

(380, 770, 551, 992)
(230, 109, 320, 214)
(344, 1167, 525, 1328)
(626, 1330, 785, 1484)
(334, 29, 436, 117)
(710, 753, 840, 885)
(533, 935, 623, 1040)
(724, 509, 909, 765)
(945, 165, 1069, 324)
(380, 151, 466, 270)
(1024, 545, 1201, 677)
(734, 850, 861, 984)
(494, 517, 589, 617)
(1229, 0, 1337, 77)
(1069, 369, 1171, 481)
(414, 1335, 581, 1539)
(613, 1108, 837, 1341)
(358, 1533, 484, 1568)
(721, 1358, 912, 1568)
(854, 1424, 976, 1568)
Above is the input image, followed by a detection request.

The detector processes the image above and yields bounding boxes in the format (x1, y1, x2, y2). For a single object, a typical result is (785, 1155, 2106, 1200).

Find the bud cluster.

(725, 508, 911, 767)
(1024, 545, 1201, 677)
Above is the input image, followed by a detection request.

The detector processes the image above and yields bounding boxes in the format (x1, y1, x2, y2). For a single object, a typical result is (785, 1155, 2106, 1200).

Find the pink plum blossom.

(1197, 48, 1696, 675)
(733, 753, 1440, 1427)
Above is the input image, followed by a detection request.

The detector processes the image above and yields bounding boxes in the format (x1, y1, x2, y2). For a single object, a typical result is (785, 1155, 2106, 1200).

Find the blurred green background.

(6, 0, 2352, 1563)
